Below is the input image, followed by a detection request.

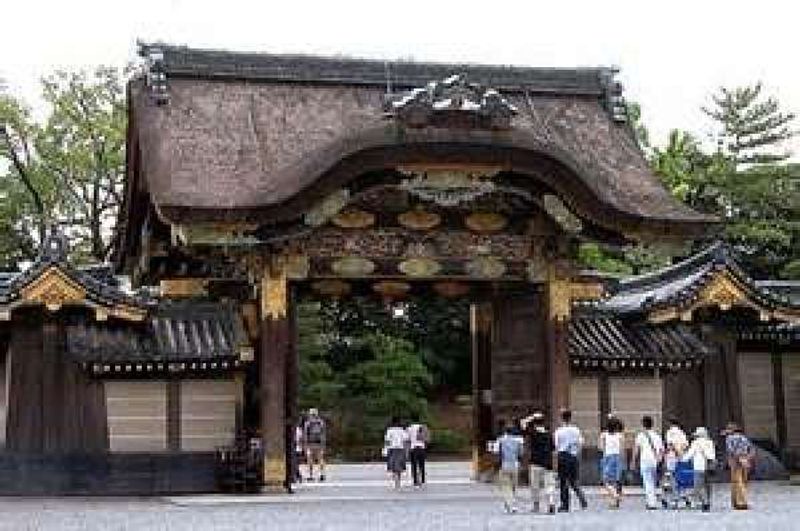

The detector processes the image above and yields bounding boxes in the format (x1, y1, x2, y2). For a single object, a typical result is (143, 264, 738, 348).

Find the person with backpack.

(634, 415, 664, 510)
(724, 421, 756, 510)
(521, 411, 556, 514)
(494, 420, 525, 513)
(406, 417, 430, 488)
(303, 407, 327, 482)
(682, 426, 715, 511)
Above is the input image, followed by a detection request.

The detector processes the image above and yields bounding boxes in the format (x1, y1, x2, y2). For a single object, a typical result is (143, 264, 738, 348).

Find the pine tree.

(702, 83, 795, 166)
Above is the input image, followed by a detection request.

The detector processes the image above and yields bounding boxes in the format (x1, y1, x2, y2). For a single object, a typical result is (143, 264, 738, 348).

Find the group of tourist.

(493, 409, 758, 514)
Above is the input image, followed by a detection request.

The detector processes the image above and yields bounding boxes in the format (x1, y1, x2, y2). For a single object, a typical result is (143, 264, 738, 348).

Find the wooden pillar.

(284, 285, 299, 490)
(259, 261, 290, 491)
(471, 301, 494, 480)
(773, 350, 787, 456)
(546, 272, 572, 427)
(166, 380, 181, 451)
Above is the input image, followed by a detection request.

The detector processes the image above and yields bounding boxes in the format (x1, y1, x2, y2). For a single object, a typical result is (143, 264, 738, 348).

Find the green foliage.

(0, 67, 127, 267)
(702, 83, 795, 166)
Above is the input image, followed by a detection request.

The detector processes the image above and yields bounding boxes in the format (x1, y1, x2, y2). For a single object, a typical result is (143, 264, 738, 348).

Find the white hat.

(693, 427, 708, 438)
(309, 407, 318, 416)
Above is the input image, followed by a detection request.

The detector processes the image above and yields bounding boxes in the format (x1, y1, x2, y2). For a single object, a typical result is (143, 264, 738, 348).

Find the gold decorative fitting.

(698, 274, 745, 311)
(311, 279, 352, 297)
(261, 268, 287, 320)
(331, 256, 376, 277)
(331, 208, 375, 229)
(304, 189, 350, 227)
(397, 209, 441, 231)
(464, 212, 507, 233)
(20, 266, 87, 312)
(465, 257, 506, 278)
(543, 194, 582, 234)
(285, 255, 310, 280)
(398, 258, 441, 277)
(160, 278, 208, 297)
(372, 281, 411, 300)
(433, 282, 470, 298)
(547, 277, 572, 321)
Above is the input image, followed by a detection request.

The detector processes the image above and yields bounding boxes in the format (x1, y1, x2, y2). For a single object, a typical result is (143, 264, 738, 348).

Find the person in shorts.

(494, 420, 525, 513)
(522, 411, 556, 514)
(303, 408, 327, 481)
(599, 415, 624, 509)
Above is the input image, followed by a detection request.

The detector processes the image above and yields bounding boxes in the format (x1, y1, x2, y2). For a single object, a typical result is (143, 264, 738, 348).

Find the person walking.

(682, 426, 715, 512)
(384, 416, 410, 490)
(522, 411, 556, 514)
(303, 408, 327, 482)
(407, 417, 430, 488)
(665, 419, 688, 475)
(725, 422, 756, 510)
(554, 409, 588, 512)
(495, 420, 525, 513)
(598, 415, 624, 509)
(634, 415, 664, 510)
(292, 417, 305, 484)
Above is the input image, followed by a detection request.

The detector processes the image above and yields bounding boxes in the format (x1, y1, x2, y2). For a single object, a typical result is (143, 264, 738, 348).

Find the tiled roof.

(569, 312, 710, 368)
(599, 242, 799, 317)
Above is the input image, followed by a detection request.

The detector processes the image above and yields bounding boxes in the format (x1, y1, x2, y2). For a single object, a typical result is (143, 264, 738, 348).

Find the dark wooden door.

(491, 291, 548, 427)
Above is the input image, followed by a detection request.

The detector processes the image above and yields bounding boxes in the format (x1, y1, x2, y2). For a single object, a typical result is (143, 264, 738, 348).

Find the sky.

(2, 0, 799, 157)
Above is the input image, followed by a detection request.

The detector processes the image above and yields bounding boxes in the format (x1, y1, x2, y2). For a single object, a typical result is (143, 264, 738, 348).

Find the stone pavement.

(1, 461, 799, 530)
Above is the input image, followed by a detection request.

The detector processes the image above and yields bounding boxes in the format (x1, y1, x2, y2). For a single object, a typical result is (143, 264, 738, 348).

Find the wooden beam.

(167, 380, 181, 451)
(546, 273, 572, 425)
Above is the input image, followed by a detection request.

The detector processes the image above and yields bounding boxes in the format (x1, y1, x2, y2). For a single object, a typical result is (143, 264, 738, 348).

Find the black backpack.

(306, 418, 325, 444)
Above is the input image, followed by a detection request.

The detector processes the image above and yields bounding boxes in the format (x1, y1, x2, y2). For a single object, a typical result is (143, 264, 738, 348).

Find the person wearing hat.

(682, 427, 716, 511)
(724, 422, 755, 510)
(521, 411, 556, 514)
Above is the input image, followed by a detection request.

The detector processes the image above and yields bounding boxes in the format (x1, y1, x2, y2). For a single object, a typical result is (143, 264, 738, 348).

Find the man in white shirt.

(406, 418, 429, 487)
(665, 420, 688, 474)
(634, 415, 664, 509)
(554, 409, 587, 512)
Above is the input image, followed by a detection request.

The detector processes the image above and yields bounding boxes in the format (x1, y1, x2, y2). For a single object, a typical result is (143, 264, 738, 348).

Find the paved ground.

(1, 462, 799, 530)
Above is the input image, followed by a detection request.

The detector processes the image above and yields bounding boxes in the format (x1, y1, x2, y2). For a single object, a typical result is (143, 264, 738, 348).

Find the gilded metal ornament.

(398, 258, 442, 277)
(397, 209, 441, 230)
(331, 256, 376, 277)
(464, 212, 507, 233)
(372, 280, 411, 299)
(311, 279, 352, 297)
(464, 256, 506, 278)
(433, 281, 470, 298)
(331, 208, 376, 229)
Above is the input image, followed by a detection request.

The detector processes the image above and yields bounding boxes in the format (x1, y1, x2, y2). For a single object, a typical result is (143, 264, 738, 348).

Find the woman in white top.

(384, 416, 410, 489)
(682, 426, 716, 512)
(598, 416, 624, 509)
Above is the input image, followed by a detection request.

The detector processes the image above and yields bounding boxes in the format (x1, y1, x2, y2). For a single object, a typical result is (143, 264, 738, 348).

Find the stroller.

(660, 459, 694, 509)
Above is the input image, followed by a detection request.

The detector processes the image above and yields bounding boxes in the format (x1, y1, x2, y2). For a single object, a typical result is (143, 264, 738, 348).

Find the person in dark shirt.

(522, 411, 556, 514)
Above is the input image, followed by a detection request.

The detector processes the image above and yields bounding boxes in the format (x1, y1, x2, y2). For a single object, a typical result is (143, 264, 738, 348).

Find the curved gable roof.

(124, 44, 715, 242)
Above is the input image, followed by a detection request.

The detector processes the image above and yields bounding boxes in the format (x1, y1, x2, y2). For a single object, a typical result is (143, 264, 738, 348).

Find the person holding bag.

(682, 426, 715, 511)
(633, 415, 664, 510)
(725, 422, 756, 510)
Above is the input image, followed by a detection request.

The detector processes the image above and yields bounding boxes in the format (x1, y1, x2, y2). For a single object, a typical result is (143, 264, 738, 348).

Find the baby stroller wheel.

(661, 499, 668, 509)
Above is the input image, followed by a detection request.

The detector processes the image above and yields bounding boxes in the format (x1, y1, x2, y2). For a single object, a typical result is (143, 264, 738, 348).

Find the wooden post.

(166, 380, 181, 451)
(471, 301, 494, 481)
(773, 350, 787, 457)
(546, 271, 572, 427)
(260, 260, 290, 491)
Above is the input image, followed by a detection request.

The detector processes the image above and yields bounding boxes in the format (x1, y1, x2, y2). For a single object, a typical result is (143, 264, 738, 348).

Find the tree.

(0, 67, 127, 267)
(702, 83, 795, 166)
(697, 83, 798, 278)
